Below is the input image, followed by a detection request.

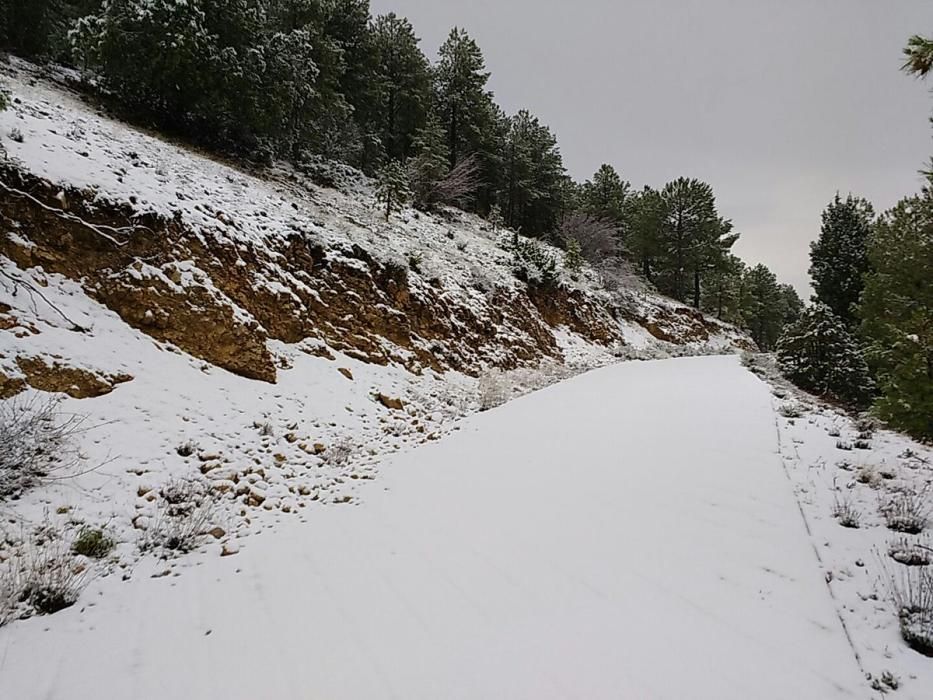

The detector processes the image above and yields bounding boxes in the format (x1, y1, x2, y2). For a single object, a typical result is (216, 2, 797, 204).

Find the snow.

(0, 356, 889, 699)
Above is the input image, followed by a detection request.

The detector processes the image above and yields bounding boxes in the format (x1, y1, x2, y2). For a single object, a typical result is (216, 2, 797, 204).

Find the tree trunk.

(693, 269, 701, 309)
(449, 108, 458, 168)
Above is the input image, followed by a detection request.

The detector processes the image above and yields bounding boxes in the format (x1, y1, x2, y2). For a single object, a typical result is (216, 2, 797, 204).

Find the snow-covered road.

(0, 356, 865, 699)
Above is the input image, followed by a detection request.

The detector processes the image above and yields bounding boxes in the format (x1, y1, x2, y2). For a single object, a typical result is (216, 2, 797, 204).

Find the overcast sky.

(369, 0, 933, 296)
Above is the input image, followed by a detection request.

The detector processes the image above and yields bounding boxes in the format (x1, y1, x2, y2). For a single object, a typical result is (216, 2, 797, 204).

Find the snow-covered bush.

(885, 563, 933, 656)
(888, 536, 932, 566)
(0, 528, 89, 625)
(881, 489, 930, 534)
(141, 478, 217, 555)
(776, 303, 874, 407)
(832, 492, 862, 528)
(325, 437, 355, 466)
(478, 370, 510, 411)
(0, 394, 87, 500)
(506, 234, 559, 289)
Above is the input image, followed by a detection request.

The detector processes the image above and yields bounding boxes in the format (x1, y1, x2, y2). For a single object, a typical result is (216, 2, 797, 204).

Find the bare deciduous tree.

(414, 155, 481, 210)
(558, 211, 618, 264)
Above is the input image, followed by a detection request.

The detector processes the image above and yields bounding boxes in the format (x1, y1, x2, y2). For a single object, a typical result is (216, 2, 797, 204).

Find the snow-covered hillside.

(1, 356, 931, 699)
(0, 58, 749, 578)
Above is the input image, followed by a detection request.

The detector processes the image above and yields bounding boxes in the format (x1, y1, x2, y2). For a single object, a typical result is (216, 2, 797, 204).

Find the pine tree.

(903, 35, 933, 78)
(654, 178, 736, 307)
(370, 13, 432, 161)
(434, 27, 495, 169)
(564, 239, 584, 275)
(859, 188, 933, 439)
(408, 115, 450, 208)
(488, 203, 504, 232)
(375, 160, 411, 221)
(500, 109, 565, 236)
(777, 303, 874, 407)
(809, 194, 874, 327)
(0, 0, 99, 60)
(73, 0, 355, 160)
(627, 187, 665, 281)
(741, 264, 786, 351)
(701, 253, 746, 322)
(580, 164, 630, 238)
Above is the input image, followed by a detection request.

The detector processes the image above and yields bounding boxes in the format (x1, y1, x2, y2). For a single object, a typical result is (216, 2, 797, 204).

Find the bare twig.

(0, 179, 141, 246)
(0, 267, 88, 332)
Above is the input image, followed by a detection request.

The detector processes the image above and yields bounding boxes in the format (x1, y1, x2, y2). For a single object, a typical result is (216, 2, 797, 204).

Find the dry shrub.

(881, 488, 930, 535)
(0, 393, 88, 499)
(884, 563, 933, 656)
(0, 525, 90, 626)
(141, 477, 217, 555)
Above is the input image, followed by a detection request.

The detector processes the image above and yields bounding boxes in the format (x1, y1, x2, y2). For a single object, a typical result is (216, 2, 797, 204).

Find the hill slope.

(0, 58, 749, 547)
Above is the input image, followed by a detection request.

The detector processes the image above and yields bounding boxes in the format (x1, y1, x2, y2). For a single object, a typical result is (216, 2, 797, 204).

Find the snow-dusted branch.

(0, 267, 88, 332)
(0, 179, 147, 247)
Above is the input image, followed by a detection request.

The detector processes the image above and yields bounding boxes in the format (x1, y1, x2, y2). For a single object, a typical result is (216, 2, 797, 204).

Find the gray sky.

(370, 0, 933, 296)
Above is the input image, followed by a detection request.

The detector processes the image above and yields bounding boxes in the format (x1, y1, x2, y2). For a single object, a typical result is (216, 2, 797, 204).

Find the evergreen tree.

(701, 253, 746, 323)
(375, 160, 411, 220)
(779, 283, 805, 326)
(500, 109, 565, 236)
(488, 203, 504, 232)
(903, 35, 933, 78)
(0, 0, 101, 60)
(655, 178, 735, 307)
(370, 13, 432, 161)
(434, 27, 495, 169)
(73, 0, 360, 160)
(564, 239, 584, 274)
(408, 115, 450, 209)
(741, 264, 786, 351)
(859, 188, 933, 439)
(626, 187, 665, 281)
(580, 164, 630, 239)
(777, 303, 874, 407)
(321, 0, 381, 168)
(809, 194, 874, 327)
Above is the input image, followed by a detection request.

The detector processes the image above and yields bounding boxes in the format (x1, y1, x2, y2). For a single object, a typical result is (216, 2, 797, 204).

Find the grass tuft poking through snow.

(832, 491, 863, 529)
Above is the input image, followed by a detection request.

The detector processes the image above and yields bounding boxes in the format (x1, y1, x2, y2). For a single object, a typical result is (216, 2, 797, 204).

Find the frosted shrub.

(1, 528, 89, 625)
(888, 536, 932, 567)
(325, 437, 355, 466)
(142, 477, 217, 555)
(776, 303, 873, 407)
(881, 489, 930, 534)
(478, 370, 510, 411)
(0, 394, 87, 500)
(832, 490, 862, 528)
(886, 564, 933, 656)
